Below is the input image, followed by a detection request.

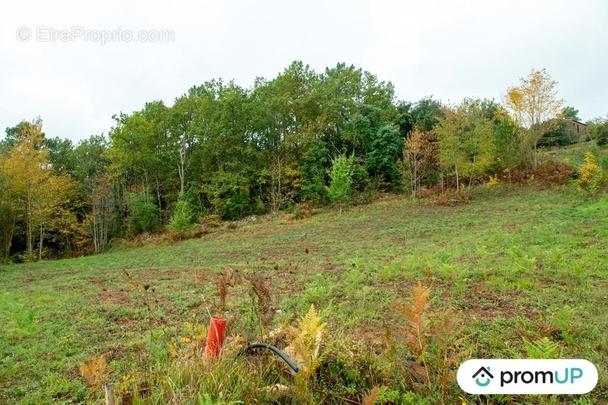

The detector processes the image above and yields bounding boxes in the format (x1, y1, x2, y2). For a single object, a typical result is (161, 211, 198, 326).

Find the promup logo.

(458, 359, 598, 395)
(472, 366, 494, 387)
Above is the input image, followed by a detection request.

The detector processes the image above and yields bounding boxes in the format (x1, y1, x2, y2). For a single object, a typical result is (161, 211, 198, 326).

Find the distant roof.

(564, 118, 587, 126)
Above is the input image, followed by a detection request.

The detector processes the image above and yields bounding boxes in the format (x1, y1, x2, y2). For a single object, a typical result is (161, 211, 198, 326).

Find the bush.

(127, 193, 160, 236)
(168, 197, 194, 233)
(576, 152, 607, 194)
(327, 155, 354, 209)
(534, 160, 575, 189)
(596, 125, 608, 146)
(205, 172, 251, 220)
(435, 190, 471, 206)
(299, 142, 330, 205)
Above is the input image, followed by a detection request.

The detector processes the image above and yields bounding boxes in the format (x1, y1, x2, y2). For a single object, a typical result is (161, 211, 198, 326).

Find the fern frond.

(396, 282, 431, 356)
(285, 304, 326, 380)
(361, 386, 380, 405)
(524, 337, 561, 359)
(79, 354, 107, 393)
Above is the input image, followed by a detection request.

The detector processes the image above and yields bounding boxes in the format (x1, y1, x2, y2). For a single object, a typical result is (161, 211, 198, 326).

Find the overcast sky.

(1, 0, 607, 143)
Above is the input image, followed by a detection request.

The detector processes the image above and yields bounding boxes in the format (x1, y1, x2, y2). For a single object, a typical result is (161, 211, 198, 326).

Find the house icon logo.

(472, 366, 494, 387)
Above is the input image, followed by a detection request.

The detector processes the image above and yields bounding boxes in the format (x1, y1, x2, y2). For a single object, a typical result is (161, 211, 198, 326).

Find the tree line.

(1, 63, 605, 262)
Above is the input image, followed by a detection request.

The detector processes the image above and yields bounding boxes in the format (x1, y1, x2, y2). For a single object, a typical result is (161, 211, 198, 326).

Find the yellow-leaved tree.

(504, 68, 564, 169)
(2, 121, 77, 261)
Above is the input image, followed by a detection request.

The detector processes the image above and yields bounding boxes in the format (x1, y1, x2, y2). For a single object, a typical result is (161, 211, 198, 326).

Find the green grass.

(1, 185, 607, 403)
(543, 140, 607, 167)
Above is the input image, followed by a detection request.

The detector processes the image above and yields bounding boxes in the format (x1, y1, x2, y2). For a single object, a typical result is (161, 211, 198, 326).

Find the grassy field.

(1, 185, 607, 404)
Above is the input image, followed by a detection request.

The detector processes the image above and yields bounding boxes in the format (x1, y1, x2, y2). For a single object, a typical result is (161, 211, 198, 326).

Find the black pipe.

(239, 343, 299, 373)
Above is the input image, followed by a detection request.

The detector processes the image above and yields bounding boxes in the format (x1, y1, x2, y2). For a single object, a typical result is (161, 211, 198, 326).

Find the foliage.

(524, 337, 562, 359)
(327, 155, 354, 209)
(79, 354, 107, 395)
(286, 304, 326, 381)
(169, 195, 195, 233)
(394, 283, 471, 404)
(576, 152, 606, 194)
(494, 110, 525, 180)
(85, 174, 114, 253)
(410, 97, 445, 132)
(504, 68, 564, 168)
(205, 172, 251, 220)
(299, 142, 330, 204)
(436, 99, 497, 191)
(534, 160, 576, 188)
(561, 106, 580, 121)
(402, 129, 438, 195)
(1, 120, 80, 261)
(127, 193, 160, 235)
(365, 123, 403, 187)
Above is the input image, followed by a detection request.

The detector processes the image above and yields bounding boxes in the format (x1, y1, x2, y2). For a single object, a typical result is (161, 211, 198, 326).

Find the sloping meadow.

(1, 186, 606, 404)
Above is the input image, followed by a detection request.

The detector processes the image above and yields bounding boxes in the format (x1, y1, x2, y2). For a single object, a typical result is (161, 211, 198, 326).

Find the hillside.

(1, 186, 607, 403)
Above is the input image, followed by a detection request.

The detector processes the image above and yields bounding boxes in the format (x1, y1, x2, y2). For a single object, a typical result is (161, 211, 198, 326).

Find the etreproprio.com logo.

(457, 359, 598, 395)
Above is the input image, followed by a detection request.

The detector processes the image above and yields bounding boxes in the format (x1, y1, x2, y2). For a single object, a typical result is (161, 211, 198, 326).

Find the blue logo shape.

(473, 366, 494, 387)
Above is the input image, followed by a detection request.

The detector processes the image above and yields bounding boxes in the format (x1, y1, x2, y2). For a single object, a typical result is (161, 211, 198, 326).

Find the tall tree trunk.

(26, 195, 33, 260)
(38, 224, 44, 261)
(0, 209, 16, 262)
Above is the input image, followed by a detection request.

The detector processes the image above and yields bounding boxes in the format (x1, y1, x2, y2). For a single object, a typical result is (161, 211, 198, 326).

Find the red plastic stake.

(203, 316, 226, 361)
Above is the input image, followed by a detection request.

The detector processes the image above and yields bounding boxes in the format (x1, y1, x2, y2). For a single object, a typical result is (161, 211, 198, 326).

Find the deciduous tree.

(504, 68, 564, 168)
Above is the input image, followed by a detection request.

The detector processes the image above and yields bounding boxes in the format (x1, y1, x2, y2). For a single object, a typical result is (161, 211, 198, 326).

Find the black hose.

(239, 343, 299, 373)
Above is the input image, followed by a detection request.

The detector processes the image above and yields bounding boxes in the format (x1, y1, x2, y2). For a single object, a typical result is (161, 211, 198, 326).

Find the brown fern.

(361, 386, 380, 405)
(79, 354, 107, 396)
(245, 273, 274, 330)
(395, 283, 432, 395)
(216, 266, 242, 313)
(395, 283, 472, 404)
(430, 308, 472, 404)
(396, 282, 431, 357)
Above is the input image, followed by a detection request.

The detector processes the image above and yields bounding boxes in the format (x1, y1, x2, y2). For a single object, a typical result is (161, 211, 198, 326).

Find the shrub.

(576, 152, 607, 194)
(299, 142, 330, 205)
(327, 155, 354, 210)
(127, 193, 160, 236)
(435, 190, 471, 206)
(168, 197, 194, 233)
(597, 126, 608, 146)
(534, 160, 575, 189)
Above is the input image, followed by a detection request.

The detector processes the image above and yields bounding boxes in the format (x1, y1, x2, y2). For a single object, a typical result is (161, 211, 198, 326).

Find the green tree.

(494, 110, 524, 183)
(109, 101, 173, 210)
(327, 155, 354, 212)
(365, 123, 403, 187)
(436, 100, 496, 190)
(411, 97, 445, 132)
(299, 142, 329, 204)
(0, 156, 17, 262)
(562, 106, 580, 121)
(168, 195, 194, 232)
(586, 116, 608, 146)
(127, 192, 160, 235)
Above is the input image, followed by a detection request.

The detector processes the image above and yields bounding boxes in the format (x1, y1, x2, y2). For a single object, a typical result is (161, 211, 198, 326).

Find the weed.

(79, 354, 107, 397)
(394, 283, 471, 404)
(285, 304, 326, 381)
(524, 337, 562, 359)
